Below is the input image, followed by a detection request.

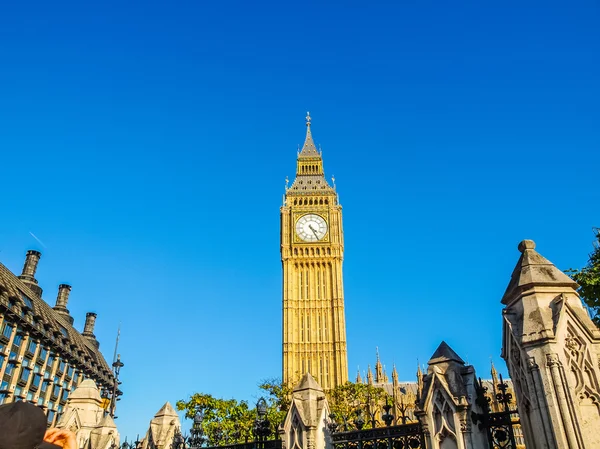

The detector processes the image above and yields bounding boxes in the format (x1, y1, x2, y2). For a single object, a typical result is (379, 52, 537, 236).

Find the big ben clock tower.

(281, 113, 349, 389)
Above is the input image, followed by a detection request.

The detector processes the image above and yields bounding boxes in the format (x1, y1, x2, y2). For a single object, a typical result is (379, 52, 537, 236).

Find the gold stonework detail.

(281, 116, 349, 390)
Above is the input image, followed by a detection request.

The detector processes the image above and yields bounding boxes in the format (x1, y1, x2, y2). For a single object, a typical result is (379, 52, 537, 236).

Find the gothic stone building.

(0, 250, 115, 425)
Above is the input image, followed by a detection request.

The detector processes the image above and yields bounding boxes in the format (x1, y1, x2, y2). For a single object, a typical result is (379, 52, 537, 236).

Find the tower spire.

(299, 111, 320, 157)
(491, 358, 499, 384)
(375, 347, 384, 383)
(367, 365, 374, 385)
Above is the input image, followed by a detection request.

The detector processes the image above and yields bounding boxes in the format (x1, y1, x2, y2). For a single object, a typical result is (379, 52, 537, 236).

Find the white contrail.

(29, 232, 47, 248)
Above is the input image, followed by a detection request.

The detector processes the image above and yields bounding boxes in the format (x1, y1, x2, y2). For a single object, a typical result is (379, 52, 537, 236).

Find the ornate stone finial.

(518, 239, 536, 253)
(285, 176, 289, 190)
(306, 111, 311, 126)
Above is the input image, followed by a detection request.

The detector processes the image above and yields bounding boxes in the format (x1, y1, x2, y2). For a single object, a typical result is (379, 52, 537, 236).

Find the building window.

(0, 380, 9, 392)
(0, 392, 7, 404)
(61, 389, 69, 402)
(58, 361, 66, 373)
(47, 354, 54, 368)
(2, 324, 13, 339)
(13, 333, 23, 347)
(39, 347, 48, 362)
(31, 374, 41, 388)
(67, 366, 74, 378)
(28, 341, 37, 355)
(47, 410, 55, 424)
(5, 363, 15, 376)
(37, 397, 44, 406)
(20, 294, 34, 309)
(19, 368, 31, 383)
(26, 391, 34, 401)
(58, 326, 68, 338)
(53, 385, 60, 398)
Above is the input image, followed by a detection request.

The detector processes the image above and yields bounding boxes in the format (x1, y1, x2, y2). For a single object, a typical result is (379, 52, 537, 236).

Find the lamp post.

(382, 397, 394, 427)
(353, 408, 365, 430)
(254, 398, 271, 449)
(365, 392, 378, 429)
(109, 354, 124, 418)
(188, 410, 206, 448)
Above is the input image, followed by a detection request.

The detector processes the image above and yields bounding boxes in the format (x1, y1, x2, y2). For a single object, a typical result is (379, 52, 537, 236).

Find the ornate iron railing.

(331, 422, 426, 449)
(472, 376, 521, 449)
(203, 441, 282, 449)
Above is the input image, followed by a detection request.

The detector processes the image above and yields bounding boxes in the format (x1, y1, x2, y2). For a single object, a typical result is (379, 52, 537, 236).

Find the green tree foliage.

(176, 379, 292, 446)
(257, 378, 293, 429)
(568, 228, 600, 327)
(326, 382, 391, 429)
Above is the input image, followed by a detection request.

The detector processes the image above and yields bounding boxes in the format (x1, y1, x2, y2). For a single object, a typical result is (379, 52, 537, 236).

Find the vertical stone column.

(501, 240, 600, 449)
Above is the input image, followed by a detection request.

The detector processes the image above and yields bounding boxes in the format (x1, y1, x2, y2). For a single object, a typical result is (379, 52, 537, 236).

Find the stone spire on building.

(367, 365, 373, 385)
(375, 347, 384, 383)
(490, 359, 498, 384)
(416, 363, 423, 401)
(288, 112, 333, 193)
(392, 364, 399, 386)
(299, 112, 318, 156)
(356, 367, 362, 384)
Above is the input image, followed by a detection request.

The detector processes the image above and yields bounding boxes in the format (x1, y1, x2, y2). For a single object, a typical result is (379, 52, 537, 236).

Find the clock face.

(296, 214, 328, 242)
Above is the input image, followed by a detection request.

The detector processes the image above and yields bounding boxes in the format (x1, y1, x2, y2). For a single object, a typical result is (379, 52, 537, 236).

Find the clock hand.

(308, 224, 320, 240)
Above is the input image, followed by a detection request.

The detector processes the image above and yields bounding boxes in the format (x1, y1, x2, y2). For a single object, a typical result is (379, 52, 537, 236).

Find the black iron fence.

(203, 441, 282, 449)
(472, 376, 522, 449)
(331, 423, 426, 449)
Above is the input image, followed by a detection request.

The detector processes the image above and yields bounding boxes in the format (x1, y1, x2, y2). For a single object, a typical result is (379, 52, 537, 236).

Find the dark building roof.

(0, 261, 113, 387)
(428, 341, 465, 365)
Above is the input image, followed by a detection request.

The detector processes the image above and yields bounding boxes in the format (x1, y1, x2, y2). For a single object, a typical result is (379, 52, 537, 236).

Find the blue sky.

(1, 0, 599, 439)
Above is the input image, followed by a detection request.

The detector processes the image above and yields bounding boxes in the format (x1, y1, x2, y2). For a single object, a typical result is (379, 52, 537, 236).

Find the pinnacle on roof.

(428, 341, 465, 365)
(299, 112, 320, 158)
(154, 402, 179, 418)
(501, 239, 578, 304)
(295, 372, 323, 392)
(356, 367, 363, 383)
(491, 360, 498, 380)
